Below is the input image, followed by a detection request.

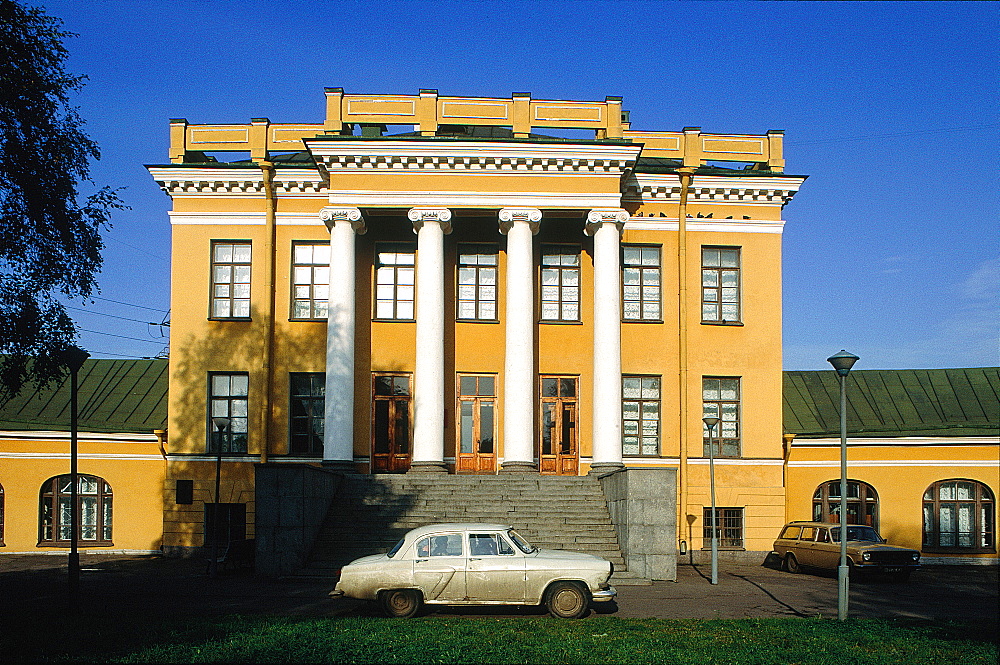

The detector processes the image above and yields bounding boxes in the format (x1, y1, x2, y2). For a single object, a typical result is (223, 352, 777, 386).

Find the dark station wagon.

(772, 521, 921, 581)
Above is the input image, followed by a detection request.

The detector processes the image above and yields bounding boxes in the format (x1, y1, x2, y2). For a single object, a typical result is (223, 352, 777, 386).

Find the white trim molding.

(326, 190, 624, 209)
(788, 459, 1000, 468)
(625, 217, 786, 234)
(0, 430, 159, 444)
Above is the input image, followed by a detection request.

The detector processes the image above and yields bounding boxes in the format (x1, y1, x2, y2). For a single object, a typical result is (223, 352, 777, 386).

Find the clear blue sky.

(40, 0, 999, 370)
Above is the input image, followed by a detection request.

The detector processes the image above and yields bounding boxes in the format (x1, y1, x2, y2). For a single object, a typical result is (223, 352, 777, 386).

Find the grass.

(3, 613, 996, 664)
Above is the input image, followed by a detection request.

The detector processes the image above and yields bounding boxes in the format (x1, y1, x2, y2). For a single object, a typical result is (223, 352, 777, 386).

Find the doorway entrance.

(539, 376, 578, 475)
(371, 374, 411, 473)
(456, 374, 497, 473)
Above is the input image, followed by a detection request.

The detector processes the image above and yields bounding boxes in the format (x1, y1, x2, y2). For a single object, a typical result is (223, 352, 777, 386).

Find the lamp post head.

(61, 346, 90, 374)
(702, 416, 720, 431)
(212, 417, 231, 432)
(827, 350, 859, 376)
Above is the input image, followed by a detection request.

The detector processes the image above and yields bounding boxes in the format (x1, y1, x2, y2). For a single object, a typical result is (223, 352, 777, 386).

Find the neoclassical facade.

(148, 88, 806, 556)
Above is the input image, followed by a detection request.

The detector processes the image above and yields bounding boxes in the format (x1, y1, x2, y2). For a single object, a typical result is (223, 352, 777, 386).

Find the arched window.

(812, 480, 879, 529)
(923, 480, 995, 553)
(38, 475, 113, 545)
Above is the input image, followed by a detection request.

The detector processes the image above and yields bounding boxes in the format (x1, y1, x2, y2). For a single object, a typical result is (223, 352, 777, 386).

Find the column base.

(407, 461, 449, 473)
(499, 460, 538, 473)
(588, 462, 625, 476)
(321, 460, 358, 473)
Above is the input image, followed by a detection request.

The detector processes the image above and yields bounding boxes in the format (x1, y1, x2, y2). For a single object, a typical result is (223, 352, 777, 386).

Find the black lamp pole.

(210, 417, 230, 578)
(703, 416, 720, 585)
(65, 346, 90, 598)
(827, 349, 859, 621)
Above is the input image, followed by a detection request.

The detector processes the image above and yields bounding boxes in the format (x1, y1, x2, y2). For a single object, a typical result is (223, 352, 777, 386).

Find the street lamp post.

(703, 416, 720, 585)
(64, 346, 90, 599)
(210, 417, 230, 578)
(827, 350, 859, 621)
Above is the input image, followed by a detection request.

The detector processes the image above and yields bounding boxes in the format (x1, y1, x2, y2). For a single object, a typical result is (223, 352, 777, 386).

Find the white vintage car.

(330, 522, 617, 618)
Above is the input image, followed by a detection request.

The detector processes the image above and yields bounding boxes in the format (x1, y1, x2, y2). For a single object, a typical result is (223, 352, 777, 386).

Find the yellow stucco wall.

(787, 440, 1000, 559)
(0, 434, 165, 552)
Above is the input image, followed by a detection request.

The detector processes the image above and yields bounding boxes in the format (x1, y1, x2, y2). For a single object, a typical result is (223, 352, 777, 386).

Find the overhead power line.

(91, 296, 169, 314)
(79, 328, 167, 344)
(66, 305, 162, 326)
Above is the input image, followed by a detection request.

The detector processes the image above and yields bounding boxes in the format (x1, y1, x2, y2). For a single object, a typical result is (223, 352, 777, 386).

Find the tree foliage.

(0, 0, 125, 394)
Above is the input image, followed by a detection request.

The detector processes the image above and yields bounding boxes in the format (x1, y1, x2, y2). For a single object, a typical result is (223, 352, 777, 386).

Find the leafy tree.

(0, 0, 124, 394)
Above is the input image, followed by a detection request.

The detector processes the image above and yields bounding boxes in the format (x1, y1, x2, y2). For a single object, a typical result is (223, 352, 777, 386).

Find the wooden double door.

(539, 376, 579, 475)
(371, 374, 411, 473)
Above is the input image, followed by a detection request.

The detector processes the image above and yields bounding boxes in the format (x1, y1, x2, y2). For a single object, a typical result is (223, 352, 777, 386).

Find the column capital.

(320, 207, 366, 234)
(408, 207, 452, 234)
(498, 207, 542, 234)
(585, 208, 629, 235)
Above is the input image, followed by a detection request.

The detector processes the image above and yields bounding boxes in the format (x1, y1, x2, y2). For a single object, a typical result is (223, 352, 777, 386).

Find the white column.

(408, 207, 452, 472)
(320, 207, 365, 468)
(587, 209, 629, 474)
(499, 207, 541, 472)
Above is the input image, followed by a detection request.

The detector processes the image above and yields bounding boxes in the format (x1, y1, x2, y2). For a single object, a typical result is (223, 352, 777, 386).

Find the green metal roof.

(783, 368, 1000, 438)
(0, 359, 167, 434)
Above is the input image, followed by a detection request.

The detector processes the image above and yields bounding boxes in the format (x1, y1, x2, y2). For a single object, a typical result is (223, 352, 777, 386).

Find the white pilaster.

(587, 208, 629, 473)
(320, 207, 365, 468)
(408, 207, 452, 472)
(499, 207, 542, 472)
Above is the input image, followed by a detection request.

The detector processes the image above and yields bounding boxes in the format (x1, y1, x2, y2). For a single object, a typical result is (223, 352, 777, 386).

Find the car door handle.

(469, 557, 482, 561)
(415, 559, 428, 563)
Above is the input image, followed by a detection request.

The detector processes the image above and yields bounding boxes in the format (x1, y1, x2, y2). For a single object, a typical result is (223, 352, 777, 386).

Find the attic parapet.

(624, 127, 785, 172)
(168, 90, 784, 172)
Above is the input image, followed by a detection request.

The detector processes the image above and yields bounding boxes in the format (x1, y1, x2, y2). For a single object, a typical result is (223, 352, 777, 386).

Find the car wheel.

(785, 553, 801, 574)
(380, 589, 422, 618)
(545, 581, 589, 619)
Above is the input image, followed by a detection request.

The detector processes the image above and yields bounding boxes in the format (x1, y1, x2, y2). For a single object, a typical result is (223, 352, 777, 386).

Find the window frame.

(701, 246, 741, 325)
(702, 376, 741, 457)
(374, 242, 416, 321)
(38, 474, 113, 546)
(0, 482, 4, 546)
(289, 372, 325, 456)
(622, 244, 662, 322)
(812, 480, 880, 529)
(208, 372, 249, 454)
(539, 244, 582, 323)
(922, 479, 995, 553)
(456, 244, 499, 322)
(290, 241, 331, 321)
(209, 240, 252, 320)
(622, 375, 661, 457)
(702, 506, 744, 549)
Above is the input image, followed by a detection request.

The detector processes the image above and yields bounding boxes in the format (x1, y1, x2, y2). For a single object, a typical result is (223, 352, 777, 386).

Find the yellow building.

(145, 88, 804, 561)
(0, 359, 167, 553)
(784, 368, 999, 564)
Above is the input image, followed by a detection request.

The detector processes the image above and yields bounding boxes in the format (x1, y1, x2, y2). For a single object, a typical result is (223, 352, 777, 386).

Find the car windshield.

(386, 537, 405, 558)
(831, 526, 884, 543)
(507, 529, 536, 554)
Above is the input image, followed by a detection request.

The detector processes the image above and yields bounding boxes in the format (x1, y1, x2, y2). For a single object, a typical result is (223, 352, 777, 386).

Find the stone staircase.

(299, 473, 651, 585)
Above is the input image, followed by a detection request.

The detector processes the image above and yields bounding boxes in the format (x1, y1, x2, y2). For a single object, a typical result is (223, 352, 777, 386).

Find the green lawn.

(4, 614, 996, 664)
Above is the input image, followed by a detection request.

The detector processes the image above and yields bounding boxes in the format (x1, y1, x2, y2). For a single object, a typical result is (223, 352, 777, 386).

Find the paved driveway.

(1, 554, 996, 626)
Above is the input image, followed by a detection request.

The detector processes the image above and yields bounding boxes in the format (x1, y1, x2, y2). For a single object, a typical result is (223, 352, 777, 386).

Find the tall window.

(703, 507, 744, 549)
(291, 242, 330, 320)
(211, 241, 252, 319)
(540, 245, 580, 322)
(702, 377, 740, 457)
(702, 246, 740, 324)
(457, 374, 496, 473)
(457, 244, 498, 321)
(622, 245, 661, 320)
(289, 372, 324, 455)
(923, 480, 995, 552)
(39, 475, 112, 545)
(622, 376, 660, 456)
(813, 480, 879, 528)
(209, 373, 249, 453)
(375, 244, 415, 320)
